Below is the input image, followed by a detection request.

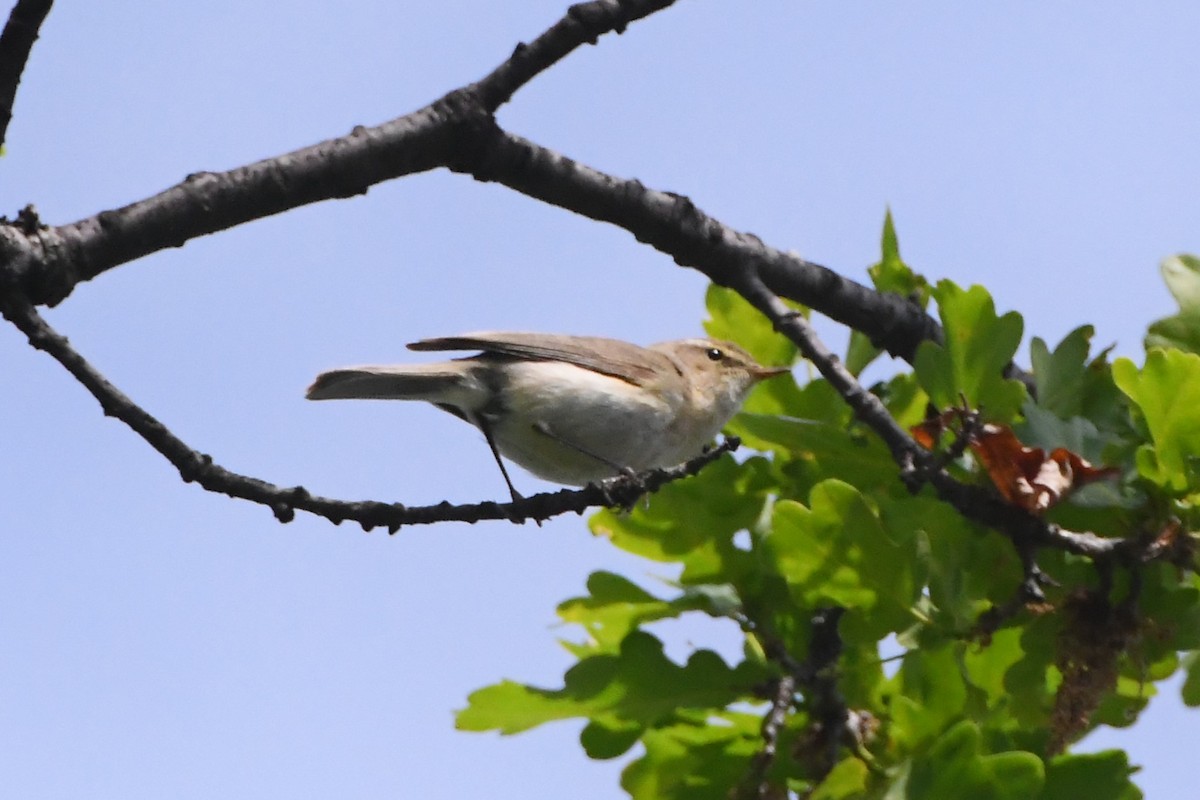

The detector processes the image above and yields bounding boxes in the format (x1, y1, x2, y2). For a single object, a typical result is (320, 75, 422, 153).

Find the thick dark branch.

(467, 131, 941, 362)
(2, 0, 939, 365)
(0, 0, 51, 149)
(1, 287, 734, 528)
(9, 110, 938, 364)
(472, 0, 676, 110)
(4, 98, 471, 307)
(3, 0, 686, 310)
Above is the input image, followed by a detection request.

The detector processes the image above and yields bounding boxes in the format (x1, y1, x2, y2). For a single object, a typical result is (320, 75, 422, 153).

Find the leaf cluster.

(457, 220, 1200, 798)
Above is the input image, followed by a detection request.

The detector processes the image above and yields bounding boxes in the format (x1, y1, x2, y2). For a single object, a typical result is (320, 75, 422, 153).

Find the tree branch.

(472, 0, 677, 111)
(800, 607, 850, 781)
(0, 0, 1067, 538)
(0, 0, 939, 366)
(743, 607, 850, 794)
(0, 289, 739, 529)
(0, 0, 52, 150)
(724, 272, 1166, 577)
(738, 672, 795, 800)
(467, 130, 941, 362)
(2, 98, 467, 307)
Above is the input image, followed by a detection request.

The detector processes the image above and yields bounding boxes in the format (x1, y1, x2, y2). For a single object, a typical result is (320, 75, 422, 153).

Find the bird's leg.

(474, 415, 523, 503)
(531, 421, 635, 478)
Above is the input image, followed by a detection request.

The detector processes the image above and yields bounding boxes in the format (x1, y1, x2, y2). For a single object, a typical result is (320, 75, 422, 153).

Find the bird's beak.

(752, 365, 791, 381)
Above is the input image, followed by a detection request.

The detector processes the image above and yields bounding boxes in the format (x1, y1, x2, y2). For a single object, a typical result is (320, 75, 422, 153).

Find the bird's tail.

(306, 363, 471, 402)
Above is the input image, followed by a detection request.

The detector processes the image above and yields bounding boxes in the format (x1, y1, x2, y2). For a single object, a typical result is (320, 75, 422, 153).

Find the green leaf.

(1182, 651, 1200, 707)
(678, 582, 744, 617)
(1146, 255, 1200, 353)
(880, 495, 1016, 633)
(728, 374, 846, 447)
(1042, 751, 1142, 800)
(845, 332, 882, 379)
(1077, 345, 1130, 436)
(456, 631, 764, 735)
(704, 284, 797, 367)
(906, 721, 1044, 800)
(837, 637, 890, 711)
(914, 281, 1026, 421)
(557, 571, 683, 653)
(1161, 253, 1200, 313)
(1113, 349, 1200, 493)
(1029, 326, 1095, 419)
(960, 626, 1027, 715)
(764, 481, 919, 641)
(846, 210, 930, 375)
(732, 413, 899, 495)
(1138, 569, 1200, 652)
(809, 758, 870, 799)
(870, 210, 930, 299)
(621, 712, 763, 800)
(1089, 674, 1154, 731)
(580, 718, 644, 759)
(876, 209, 903, 280)
(874, 371, 930, 428)
(589, 455, 773, 583)
(1003, 614, 1061, 731)
(1017, 402, 1107, 464)
(890, 645, 969, 749)
(1146, 311, 1200, 355)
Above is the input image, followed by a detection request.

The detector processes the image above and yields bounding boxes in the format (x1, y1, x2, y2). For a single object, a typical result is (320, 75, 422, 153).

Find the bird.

(307, 331, 787, 500)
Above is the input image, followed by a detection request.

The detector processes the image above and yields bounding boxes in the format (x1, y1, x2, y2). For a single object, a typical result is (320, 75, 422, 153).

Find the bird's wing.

(407, 332, 668, 386)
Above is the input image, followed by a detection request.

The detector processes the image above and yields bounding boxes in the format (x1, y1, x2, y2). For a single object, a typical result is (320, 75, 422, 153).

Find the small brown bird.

(308, 332, 787, 499)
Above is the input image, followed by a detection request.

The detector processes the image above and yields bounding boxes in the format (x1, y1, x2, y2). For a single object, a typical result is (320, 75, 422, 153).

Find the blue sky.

(2, 2, 1197, 797)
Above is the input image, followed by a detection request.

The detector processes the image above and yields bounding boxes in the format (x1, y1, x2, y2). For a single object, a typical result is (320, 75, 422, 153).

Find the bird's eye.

(705, 347, 724, 362)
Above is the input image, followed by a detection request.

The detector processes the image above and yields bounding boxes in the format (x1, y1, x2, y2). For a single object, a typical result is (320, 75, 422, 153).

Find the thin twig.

(735, 274, 922, 464)
(739, 608, 849, 796)
(739, 673, 796, 799)
(0, 291, 738, 529)
(727, 274, 1165, 574)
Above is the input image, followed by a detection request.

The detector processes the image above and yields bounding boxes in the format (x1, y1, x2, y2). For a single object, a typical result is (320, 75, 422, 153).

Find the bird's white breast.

(489, 361, 686, 484)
